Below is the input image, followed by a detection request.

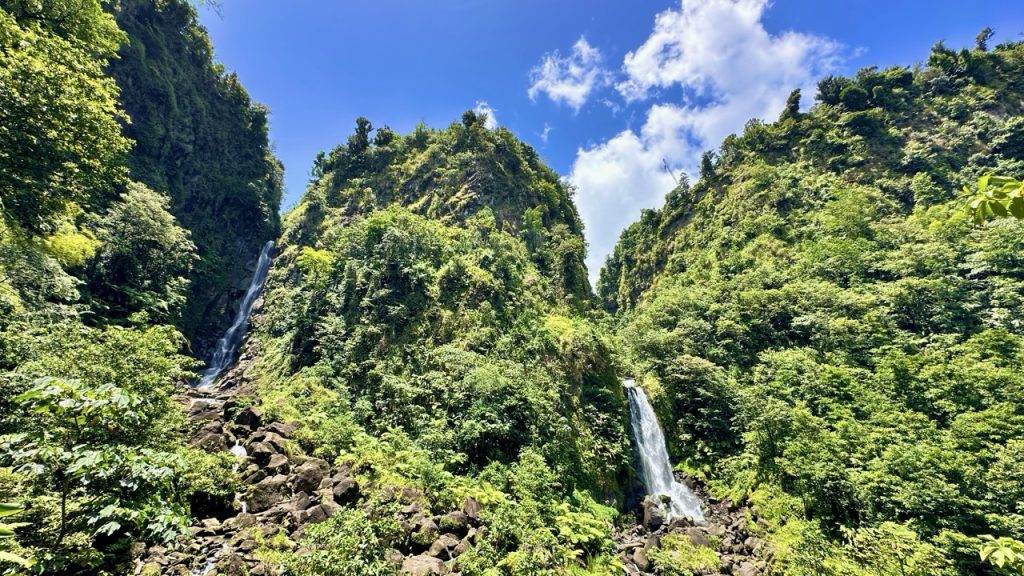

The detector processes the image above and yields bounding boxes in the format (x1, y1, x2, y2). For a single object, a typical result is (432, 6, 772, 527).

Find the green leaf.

(0, 550, 31, 567)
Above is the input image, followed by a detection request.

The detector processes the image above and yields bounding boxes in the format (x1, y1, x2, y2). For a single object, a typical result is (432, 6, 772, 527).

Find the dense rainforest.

(1, 1, 1023, 575)
(600, 37, 1024, 575)
(0, 0, 279, 573)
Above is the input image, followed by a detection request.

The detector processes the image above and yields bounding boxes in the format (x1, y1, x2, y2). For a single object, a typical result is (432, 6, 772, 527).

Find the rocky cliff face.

(109, 0, 282, 351)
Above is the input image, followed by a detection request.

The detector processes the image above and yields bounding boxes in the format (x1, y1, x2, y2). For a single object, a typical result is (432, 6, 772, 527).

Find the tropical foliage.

(603, 37, 1024, 575)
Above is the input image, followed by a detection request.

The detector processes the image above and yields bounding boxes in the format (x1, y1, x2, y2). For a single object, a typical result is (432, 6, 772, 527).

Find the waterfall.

(197, 241, 274, 388)
(625, 379, 706, 524)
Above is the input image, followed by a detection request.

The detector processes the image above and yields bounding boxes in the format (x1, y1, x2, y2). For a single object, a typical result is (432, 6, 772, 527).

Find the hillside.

(602, 39, 1024, 574)
(225, 115, 634, 571)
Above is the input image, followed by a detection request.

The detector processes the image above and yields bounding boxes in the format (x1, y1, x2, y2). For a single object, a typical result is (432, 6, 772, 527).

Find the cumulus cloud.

(473, 101, 499, 129)
(528, 37, 608, 111)
(570, 0, 843, 283)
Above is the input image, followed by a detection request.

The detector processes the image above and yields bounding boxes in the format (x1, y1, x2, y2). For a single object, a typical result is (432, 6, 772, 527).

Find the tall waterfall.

(197, 241, 274, 388)
(625, 379, 706, 524)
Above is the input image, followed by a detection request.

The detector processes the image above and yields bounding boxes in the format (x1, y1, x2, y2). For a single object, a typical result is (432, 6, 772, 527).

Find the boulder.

(191, 431, 228, 452)
(410, 515, 439, 548)
(401, 554, 448, 576)
(267, 421, 300, 438)
(266, 453, 290, 474)
(439, 511, 469, 537)
(249, 474, 289, 513)
(235, 406, 263, 429)
(686, 527, 709, 548)
(633, 547, 651, 572)
(642, 497, 666, 532)
(744, 536, 762, 553)
(462, 496, 482, 522)
(735, 562, 758, 576)
(292, 461, 325, 494)
(248, 441, 276, 467)
(428, 533, 461, 560)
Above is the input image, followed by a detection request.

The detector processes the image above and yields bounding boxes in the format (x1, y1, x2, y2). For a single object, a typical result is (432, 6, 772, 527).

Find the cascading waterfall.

(625, 379, 706, 524)
(197, 241, 274, 388)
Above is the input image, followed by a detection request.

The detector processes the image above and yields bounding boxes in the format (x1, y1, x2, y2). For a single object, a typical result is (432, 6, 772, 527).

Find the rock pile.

(133, 358, 488, 576)
(617, 490, 773, 576)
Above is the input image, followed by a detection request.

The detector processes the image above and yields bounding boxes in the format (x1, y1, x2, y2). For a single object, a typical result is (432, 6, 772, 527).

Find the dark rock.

(735, 562, 758, 576)
(292, 461, 325, 494)
(439, 511, 469, 537)
(291, 491, 311, 511)
(216, 554, 247, 576)
(401, 486, 424, 504)
(642, 497, 666, 532)
(453, 537, 470, 558)
(687, 527, 709, 548)
(410, 515, 439, 549)
(191, 431, 228, 452)
(248, 441, 276, 467)
(267, 421, 300, 438)
(301, 504, 328, 525)
(332, 477, 360, 505)
(644, 534, 661, 551)
(462, 496, 482, 522)
(743, 536, 762, 553)
(401, 554, 448, 576)
(266, 453, 290, 474)
(249, 474, 289, 513)
(428, 533, 461, 560)
(235, 407, 263, 429)
(668, 516, 693, 532)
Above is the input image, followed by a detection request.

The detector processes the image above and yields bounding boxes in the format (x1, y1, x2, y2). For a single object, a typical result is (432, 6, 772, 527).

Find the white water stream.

(624, 379, 706, 524)
(197, 241, 274, 388)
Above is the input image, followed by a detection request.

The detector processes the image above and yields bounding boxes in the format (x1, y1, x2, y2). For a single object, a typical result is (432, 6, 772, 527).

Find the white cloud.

(539, 123, 552, 144)
(528, 37, 608, 112)
(473, 101, 499, 129)
(570, 0, 843, 284)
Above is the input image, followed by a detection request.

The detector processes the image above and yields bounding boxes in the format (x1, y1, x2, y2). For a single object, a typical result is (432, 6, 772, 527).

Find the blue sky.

(198, 0, 1024, 279)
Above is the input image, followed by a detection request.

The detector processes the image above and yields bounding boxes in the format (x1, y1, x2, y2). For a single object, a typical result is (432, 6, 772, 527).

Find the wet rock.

(401, 554, 448, 576)
(667, 516, 693, 532)
(642, 497, 665, 532)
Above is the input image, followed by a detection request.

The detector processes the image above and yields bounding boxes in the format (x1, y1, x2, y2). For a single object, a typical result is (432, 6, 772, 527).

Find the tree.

(87, 183, 197, 323)
(976, 27, 995, 52)
(0, 7, 130, 232)
(0, 323, 196, 571)
(780, 89, 802, 121)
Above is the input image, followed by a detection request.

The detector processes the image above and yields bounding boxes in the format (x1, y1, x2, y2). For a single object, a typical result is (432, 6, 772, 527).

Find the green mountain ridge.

(1, 1, 1024, 574)
(602, 39, 1024, 574)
